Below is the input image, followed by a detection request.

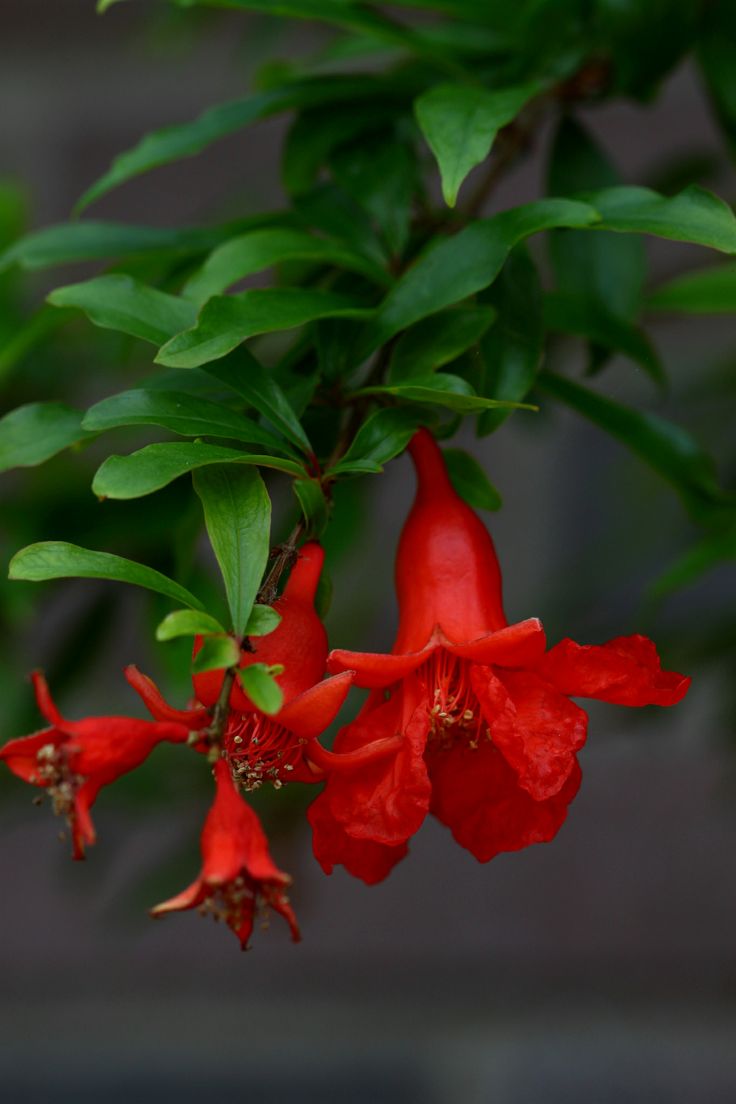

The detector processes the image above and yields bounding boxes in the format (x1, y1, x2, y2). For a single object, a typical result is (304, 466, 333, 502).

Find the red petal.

(125, 665, 209, 728)
(326, 644, 434, 689)
(278, 671, 354, 740)
(71, 717, 190, 781)
(538, 635, 691, 706)
(308, 793, 409, 885)
(0, 729, 62, 783)
(31, 672, 69, 731)
(316, 680, 431, 847)
(151, 878, 206, 917)
(446, 619, 546, 667)
(428, 739, 582, 863)
(471, 667, 587, 800)
(70, 780, 101, 860)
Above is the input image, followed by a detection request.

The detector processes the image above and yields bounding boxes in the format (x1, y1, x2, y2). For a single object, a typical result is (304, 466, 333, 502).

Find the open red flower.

(314, 429, 691, 882)
(151, 758, 300, 948)
(0, 672, 190, 859)
(128, 542, 393, 792)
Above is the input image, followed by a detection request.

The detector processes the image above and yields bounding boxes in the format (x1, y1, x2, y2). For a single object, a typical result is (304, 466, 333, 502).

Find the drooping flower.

(151, 758, 300, 948)
(128, 542, 393, 792)
(0, 672, 190, 859)
(313, 428, 691, 882)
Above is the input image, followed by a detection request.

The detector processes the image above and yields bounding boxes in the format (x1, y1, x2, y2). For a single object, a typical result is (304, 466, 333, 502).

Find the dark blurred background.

(1, 2, 735, 1101)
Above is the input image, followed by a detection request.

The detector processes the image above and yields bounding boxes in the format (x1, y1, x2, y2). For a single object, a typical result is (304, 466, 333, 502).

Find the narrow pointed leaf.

(48, 275, 197, 345)
(443, 448, 502, 511)
(358, 372, 535, 414)
(0, 403, 94, 473)
(156, 608, 227, 641)
(415, 81, 538, 207)
(331, 407, 422, 475)
(193, 465, 271, 636)
(92, 441, 304, 500)
(543, 293, 664, 384)
(389, 306, 495, 382)
(9, 542, 206, 610)
(155, 288, 372, 369)
(648, 263, 736, 313)
(292, 477, 329, 537)
(589, 185, 736, 254)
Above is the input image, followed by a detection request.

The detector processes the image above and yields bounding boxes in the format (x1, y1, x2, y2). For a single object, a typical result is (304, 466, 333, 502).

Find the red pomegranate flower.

(128, 542, 393, 791)
(151, 758, 300, 948)
(313, 429, 691, 883)
(0, 672, 190, 859)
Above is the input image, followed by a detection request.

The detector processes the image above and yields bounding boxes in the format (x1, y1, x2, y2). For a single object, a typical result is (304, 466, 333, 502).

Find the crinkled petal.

(428, 739, 582, 863)
(538, 635, 691, 706)
(278, 671, 354, 740)
(308, 794, 409, 885)
(446, 619, 546, 667)
(471, 666, 587, 800)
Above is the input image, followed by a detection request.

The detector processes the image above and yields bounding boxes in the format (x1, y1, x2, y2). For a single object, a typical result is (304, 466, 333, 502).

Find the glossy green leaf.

(9, 541, 206, 610)
(443, 447, 502, 511)
(389, 306, 495, 382)
(48, 275, 196, 345)
(237, 663, 284, 716)
(648, 263, 736, 313)
(0, 221, 227, 274)
(191, 634, 241, 674)
(698, 0, 736, 154)
(183, 227, 390, 306)
(543, 293, 664, 384)
(358, 372, 535, 414)
(83, 389, 294, 456)
(245, 604, 282, 636)
(92, 441, 304, 500)
(650, 527, 736, 599)
(156, 288, 372, 369)
(548, 116, 645, 321)
(76, 75, 400, 212)
(193, 464, 271, 636)
(415, 81, 538, 206)
(477, 245, 543, 436)
(292, 477, 329, 537)
(331, 407, 422, 474)
(361, 198, 598, 354)
(201, 349, 313, 455)
(156, 608, 227, 641)
(539, 371, 734, 517)
(589, 185, 736, 254)
(329, 132, 417, 257)
(0, 402, 94, 473)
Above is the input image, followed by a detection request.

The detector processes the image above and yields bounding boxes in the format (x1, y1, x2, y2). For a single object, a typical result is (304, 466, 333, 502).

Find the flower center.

(198, 875, 290, 938)
(225, 712, 304, 791)
(417, 650, 490, 750)
(31, 743, 83, 827)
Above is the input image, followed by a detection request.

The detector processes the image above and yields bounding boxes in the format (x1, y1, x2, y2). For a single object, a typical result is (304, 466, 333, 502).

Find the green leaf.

(237, 663, 284, 716)
(191, 634, 241, 674)
(650, 527, 736, 600)
(647, 263, 736, 314)
(92, 441, 304, 500)
(543, 293, 664, 384)
(538, 372, 734, 518)
(329, 132, 417, 257)
(48, 275, 197, 345)
(330, 406, 421, 474)
(156, 608, 227, 641)
(245, 604, 281, 636)
(477, 245, 543, 436)
(9, 541, 206, 610)
(0, 402, 94, 474)
(201, 348, 314, 455)
(0, 221, 228, 274)
(156, 288, 372, 369)
(83, 389, 295, 456)
(389, 306, 495, 381)
(183, 227, 389, 307)
(292, 477, 329, 537)
(361, 198, 598, 354)
(697, 0, 736, 155)
(443, 447, 502, 511)
(193, 465, 271, 636)
(358, 372, 535, 414)
(415, 81, 538, 207)
(548, 117, 645, 321)
(589, 185, 736, 254)
(76, 76, 402, 212)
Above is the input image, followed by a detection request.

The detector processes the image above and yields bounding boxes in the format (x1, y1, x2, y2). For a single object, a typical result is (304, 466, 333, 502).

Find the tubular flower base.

(152, 759, 300, 949)
(0, 672, 190, 859)
(128, 542, 398, 793)
(317, 429, 691, 883)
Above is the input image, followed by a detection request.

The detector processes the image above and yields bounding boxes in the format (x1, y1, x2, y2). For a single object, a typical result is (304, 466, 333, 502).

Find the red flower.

(128, 542, 391, 791)
(151, 758, 300, 948)
(0, 672, 190, 859)
(313, 429, 691, 882)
